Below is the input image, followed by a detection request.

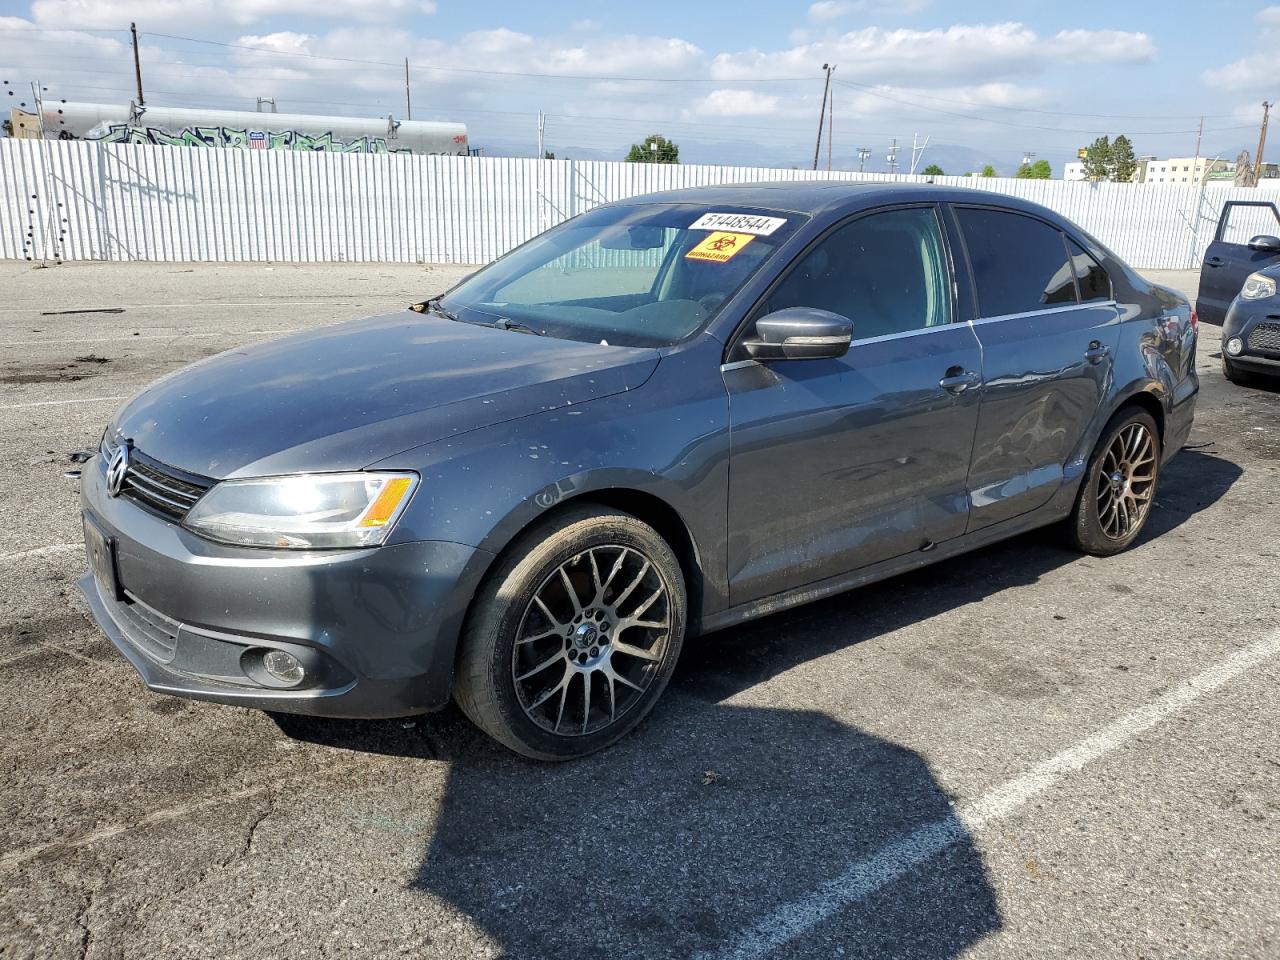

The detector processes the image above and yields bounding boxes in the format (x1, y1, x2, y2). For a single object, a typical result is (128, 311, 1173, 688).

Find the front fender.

(370, 341, 732, 616)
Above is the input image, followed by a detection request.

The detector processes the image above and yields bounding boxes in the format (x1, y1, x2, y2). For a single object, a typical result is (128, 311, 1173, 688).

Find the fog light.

(1226, 337, 1244, 356)
(262, 650, 305, 687)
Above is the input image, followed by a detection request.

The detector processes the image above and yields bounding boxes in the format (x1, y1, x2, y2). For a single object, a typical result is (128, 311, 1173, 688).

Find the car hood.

(113, 311, 660, 479)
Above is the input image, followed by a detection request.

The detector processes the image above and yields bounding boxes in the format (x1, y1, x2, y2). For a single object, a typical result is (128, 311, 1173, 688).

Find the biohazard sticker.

(685, 231, 755, 263)
(689, 212, 787, 235)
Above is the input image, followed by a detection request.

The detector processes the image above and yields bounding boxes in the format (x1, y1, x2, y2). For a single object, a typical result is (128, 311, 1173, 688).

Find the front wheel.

(454, 505, 686, 760)
(1065, 407, 1162, 556)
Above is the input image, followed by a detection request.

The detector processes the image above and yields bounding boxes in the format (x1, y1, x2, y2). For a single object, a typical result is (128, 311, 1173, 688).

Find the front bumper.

(1223, 301, 1280, 375)
(78, 453, 491, 718)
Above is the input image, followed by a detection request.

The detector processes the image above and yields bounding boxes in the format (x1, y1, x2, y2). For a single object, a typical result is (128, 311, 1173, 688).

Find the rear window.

(957, 208, 1076, 318)
(1068, 238, 1112, 302)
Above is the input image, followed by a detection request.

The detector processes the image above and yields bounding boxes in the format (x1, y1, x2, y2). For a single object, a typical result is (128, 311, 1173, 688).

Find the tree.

(1110, 135, 1137, 182)
(980, 164, 997, 178)
(1016, 159, 1052, 179)
(922, 163, 945, 176)
(543, 150, 555, 160)
(625, 134, 679, 164)
(1082, 136, 1111, 181)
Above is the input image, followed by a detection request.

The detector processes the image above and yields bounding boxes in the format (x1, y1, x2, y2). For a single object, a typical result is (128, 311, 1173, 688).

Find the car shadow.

(272, 446, 1240, 958)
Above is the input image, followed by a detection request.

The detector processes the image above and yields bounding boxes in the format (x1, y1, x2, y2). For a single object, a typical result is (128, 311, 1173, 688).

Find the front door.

(950, 205, 1122, 531)
(724, 205, 982, 606)
(1197, 201, 1280, 324)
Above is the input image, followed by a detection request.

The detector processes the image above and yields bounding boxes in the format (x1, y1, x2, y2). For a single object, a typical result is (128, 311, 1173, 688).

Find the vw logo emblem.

(106, 443, 130, 498)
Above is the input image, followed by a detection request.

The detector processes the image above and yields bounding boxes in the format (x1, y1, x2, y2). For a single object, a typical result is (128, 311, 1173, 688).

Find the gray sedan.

(79, 182, 1199, 759)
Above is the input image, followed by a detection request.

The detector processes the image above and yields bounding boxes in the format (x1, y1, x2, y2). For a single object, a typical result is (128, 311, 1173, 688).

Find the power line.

(143, 32, 817, 83)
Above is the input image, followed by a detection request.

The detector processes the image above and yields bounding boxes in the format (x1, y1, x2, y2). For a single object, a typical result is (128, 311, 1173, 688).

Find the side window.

(957, 208, 1077, 317)
(1068, 238, 1112, 302)
(764, 206, 952, 340)
(1220, 203, 1280, 246)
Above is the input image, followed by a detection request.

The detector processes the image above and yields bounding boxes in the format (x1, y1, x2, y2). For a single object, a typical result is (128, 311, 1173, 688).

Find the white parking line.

(2, 396, 126, 410)
(5, 328, 302, 347)
(0, 543, 79, 563)
(0, 785, 271, 872)
(704, 627, 1280, 960)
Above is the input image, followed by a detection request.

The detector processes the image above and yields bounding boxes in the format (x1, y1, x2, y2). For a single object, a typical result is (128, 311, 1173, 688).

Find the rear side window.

(957, 208, 1076, 317)
(1068, 238, 1112, 302)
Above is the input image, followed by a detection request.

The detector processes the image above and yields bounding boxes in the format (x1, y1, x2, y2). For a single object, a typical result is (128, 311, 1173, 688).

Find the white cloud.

(687, 89, 782, 117)
(809, 0, 930, 19)
(711, 23, 1153, 84)
(28, 0, 435, 29)
(1202, 7, 1280, 95)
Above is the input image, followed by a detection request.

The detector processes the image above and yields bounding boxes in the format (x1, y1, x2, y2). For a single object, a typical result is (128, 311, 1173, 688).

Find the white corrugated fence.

(4, 138, 1278, 269)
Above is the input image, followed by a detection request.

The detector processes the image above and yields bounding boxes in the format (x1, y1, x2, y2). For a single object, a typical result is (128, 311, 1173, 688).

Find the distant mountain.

(478, 134, 1080, 179)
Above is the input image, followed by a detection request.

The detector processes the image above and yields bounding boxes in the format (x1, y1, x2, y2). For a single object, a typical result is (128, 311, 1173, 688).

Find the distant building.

(1064, 153, 1237, 184)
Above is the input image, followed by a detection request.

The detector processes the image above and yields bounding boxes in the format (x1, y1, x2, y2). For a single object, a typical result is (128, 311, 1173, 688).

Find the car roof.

(612, 179, 1057, 221)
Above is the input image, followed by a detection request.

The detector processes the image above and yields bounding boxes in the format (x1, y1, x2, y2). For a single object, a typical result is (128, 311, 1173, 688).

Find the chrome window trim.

(969, 300, 1117, 326)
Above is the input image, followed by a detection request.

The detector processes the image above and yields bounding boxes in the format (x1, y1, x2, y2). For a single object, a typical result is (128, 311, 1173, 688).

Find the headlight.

(1240, 272, 1276, 300)
(183, 472, 418, 549)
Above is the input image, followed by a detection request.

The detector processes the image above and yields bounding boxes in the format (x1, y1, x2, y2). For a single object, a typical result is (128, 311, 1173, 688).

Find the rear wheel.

(454, 505, 686, 760)
(1065, 407, 1161, 556)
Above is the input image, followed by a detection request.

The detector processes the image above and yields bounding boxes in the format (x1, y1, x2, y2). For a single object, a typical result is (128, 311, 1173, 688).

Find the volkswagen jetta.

(79, 182, 1199, 759)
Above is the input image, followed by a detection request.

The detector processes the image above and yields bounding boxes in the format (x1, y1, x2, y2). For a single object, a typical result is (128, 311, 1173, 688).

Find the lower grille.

(121, 450, 213, 521)
(1247, 322, 1280, 355)
(113, 592, 180, 663)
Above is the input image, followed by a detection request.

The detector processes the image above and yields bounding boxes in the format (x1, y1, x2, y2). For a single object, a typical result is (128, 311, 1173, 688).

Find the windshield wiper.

(491, 317, 543, 336)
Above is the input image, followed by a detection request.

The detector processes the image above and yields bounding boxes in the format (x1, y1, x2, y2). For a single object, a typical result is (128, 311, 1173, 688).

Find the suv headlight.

(1240, 272, 1276, 300)
(183, 472, 418, 549)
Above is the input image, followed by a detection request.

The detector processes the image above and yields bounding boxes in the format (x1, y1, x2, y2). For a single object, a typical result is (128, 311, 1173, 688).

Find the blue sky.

(1, 0, 1276, 173)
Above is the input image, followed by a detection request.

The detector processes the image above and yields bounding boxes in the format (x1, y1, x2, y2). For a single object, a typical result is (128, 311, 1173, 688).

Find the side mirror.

(741, 307, 853, 361)
(1247, 234, 1280, 253)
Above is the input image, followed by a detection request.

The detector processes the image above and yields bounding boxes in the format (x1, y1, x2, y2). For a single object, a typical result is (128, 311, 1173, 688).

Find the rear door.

(1197, 201, 1280, 324)
(950, 205, 1122, 533)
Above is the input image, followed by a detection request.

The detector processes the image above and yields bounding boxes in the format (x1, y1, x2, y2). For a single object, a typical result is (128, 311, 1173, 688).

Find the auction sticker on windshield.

(689, 212, 787, 235)
(686, 231, 755, 263)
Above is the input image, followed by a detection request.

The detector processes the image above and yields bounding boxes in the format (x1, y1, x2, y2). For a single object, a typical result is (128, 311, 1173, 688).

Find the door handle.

(1206, 256, 1224, 266)
(1085, 341, 1110, 364)
(939, 369, 980, 394)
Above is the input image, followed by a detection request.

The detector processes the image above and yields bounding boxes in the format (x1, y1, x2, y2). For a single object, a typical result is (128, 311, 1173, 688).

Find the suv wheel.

(1066, 407, 1161, 556)
(454, 505, 686, 760)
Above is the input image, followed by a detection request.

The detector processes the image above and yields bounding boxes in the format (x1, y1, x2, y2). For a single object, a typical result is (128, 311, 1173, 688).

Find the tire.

(1065, 407, 1162, 557)
(1222, 357, 1254, 386)
(454, 504, 687, 760)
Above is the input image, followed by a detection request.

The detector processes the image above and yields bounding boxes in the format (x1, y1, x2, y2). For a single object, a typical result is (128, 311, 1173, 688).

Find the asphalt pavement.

(0, 261, 1276, 960)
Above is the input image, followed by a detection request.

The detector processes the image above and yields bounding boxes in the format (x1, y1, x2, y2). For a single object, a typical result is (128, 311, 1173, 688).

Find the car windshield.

(437, 203, 806, 347)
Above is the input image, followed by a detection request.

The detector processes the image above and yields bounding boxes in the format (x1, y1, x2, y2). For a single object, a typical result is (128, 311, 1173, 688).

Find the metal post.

(131, 22, 145, 106)
(812, 64, 831, 171)
(404, 58, 411, 120)
(826, 73, 834, 172)
(1254, 101, 1272, 185)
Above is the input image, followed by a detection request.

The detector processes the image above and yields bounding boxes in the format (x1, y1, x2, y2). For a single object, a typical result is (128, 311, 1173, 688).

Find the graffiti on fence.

(84, 122, 401, 153)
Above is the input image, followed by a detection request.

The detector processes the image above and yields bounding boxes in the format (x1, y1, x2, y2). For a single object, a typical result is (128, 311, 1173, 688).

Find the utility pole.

(1254, 101, 1272, 185)
(910, 133, 930, 175)
(812, 63, 833, 171)
(826, 72, 834, 171)
(130, 22, 145, 106)
(404, 58, 411, 120)
(887, 138, 898, 175)
(856, 146, 871, 173)
(537, 110, 545, 159)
